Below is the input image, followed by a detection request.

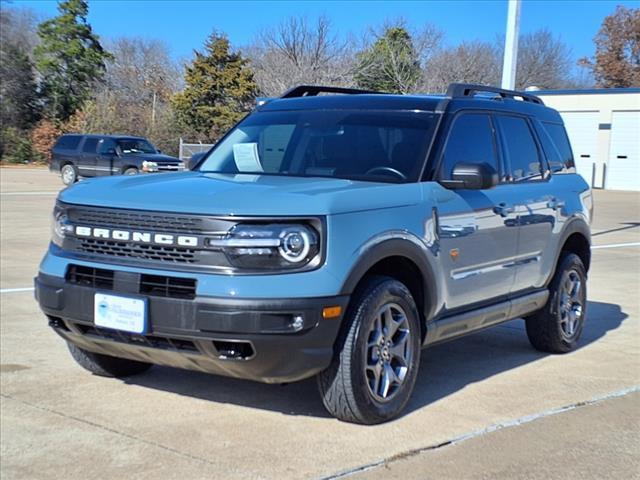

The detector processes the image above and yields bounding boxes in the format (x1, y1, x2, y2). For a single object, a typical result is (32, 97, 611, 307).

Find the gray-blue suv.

(35, 84, 592, 424)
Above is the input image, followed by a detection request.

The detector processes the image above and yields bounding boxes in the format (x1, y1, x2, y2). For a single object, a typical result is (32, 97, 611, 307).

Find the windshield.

(198, 110, 438, 182)
(117, 139, 157, 154)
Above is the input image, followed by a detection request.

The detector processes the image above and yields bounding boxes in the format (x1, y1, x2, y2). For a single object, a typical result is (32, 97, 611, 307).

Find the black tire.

(61, 163, 78, 186)
(317, 276, 422, 424)
(67, 342, 152, 377)
(525, 253, 587, 353)
(123, 167, 138, 176)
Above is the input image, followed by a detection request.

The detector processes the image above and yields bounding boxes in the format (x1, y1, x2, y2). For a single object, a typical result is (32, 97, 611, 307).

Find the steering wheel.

(365, 166, 407, 181)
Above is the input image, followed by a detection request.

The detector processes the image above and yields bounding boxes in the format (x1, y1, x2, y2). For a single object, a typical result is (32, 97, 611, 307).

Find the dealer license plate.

(94, 293, 147, 334)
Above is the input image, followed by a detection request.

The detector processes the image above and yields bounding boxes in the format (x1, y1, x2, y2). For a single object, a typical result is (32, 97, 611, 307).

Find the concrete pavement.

(1, 167, 639, 479)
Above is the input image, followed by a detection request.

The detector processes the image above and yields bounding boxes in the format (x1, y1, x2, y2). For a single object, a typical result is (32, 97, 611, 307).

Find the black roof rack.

(446, 83, 545, 105)
(280, 85, 386, 98)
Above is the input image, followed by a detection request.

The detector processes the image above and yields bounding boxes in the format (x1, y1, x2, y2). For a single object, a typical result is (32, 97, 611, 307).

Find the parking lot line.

(592, 242, 640, 250)
(0, 287, 35, 294)
(0, 191, 59, 196)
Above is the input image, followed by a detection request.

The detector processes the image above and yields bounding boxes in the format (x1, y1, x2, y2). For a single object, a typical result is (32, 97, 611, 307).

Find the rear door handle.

(547, 197, 565, 210)
(493, 202, 515, 217)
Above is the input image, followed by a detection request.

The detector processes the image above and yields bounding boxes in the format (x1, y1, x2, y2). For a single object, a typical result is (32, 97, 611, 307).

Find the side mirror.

(157, 149, 162, 154)
(440, 162, 499, 190)
(188, 152, 206, 170)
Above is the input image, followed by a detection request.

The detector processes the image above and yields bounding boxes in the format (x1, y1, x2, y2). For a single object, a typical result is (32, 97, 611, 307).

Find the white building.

(535, 88, 640, 191)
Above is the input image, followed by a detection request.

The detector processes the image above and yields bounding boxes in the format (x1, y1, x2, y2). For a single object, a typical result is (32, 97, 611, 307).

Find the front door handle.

(493, 202, 515, 217)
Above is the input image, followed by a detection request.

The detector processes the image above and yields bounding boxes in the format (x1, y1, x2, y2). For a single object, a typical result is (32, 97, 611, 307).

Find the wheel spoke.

(381, 363, 397, 398)
(570, 279, 582, 302)
(389, 331, 409, 364)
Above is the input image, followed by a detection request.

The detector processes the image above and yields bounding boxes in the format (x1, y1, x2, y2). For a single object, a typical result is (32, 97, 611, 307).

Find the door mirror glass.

(440, 162, 499, 190)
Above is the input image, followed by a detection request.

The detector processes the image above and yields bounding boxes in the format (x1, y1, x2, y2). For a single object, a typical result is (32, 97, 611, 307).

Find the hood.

(59, 172, 422, 216)
(122, 153, 181, 163)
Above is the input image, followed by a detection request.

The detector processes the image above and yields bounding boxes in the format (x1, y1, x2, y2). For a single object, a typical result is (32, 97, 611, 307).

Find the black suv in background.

(50, 134, 184, 185)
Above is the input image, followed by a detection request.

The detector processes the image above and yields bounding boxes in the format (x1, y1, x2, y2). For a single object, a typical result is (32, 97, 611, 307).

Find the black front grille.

(78, 238, 196, 264)
(66, 265, 197, 300)
(66, 265, 114, 289)
(77, 324, 198, 352)
(140, 274, 197, 299)
(68, 206, 206, 234)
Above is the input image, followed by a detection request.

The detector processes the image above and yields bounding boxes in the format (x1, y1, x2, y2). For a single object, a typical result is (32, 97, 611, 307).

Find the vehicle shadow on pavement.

(123, 300, 626, 420)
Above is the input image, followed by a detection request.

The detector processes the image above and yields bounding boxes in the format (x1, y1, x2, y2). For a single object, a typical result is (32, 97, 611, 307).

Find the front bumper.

(35, 272, 349, 383)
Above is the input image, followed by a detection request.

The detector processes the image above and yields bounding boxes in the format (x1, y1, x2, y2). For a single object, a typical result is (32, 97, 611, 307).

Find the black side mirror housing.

(188, 152, 206, 170)
(440, 162, 499, 190)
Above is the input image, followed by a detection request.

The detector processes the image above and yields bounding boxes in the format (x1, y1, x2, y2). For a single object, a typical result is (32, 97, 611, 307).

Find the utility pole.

(501, 0, 521, 90)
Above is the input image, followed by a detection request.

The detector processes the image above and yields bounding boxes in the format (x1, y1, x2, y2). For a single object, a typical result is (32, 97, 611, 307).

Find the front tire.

(61, 164, 78, 186)
(67, 342, 152, 377)
(525, 253, 587, 353)
(317, 276, 421, 424)
(123, 167, 138, 176)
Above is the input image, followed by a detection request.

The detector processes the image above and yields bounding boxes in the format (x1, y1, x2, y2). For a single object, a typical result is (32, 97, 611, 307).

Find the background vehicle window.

(543, 122, 575, 170)
(440, 114, 498, 179)
(117, 139, 157, 154)
(496, 116, 543, 181)
(81, 138, 99, 154)
(98, 138, 117, 155)
(54, 135, 82, 150)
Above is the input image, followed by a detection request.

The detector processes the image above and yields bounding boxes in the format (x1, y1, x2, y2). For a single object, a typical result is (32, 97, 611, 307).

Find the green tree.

(172, 32, 258, 142)
(355, 26, 421, 93)
(34, 0, 111, 122)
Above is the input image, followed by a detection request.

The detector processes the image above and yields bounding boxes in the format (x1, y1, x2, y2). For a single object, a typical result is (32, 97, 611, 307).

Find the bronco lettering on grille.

(75, 226, 199, 247)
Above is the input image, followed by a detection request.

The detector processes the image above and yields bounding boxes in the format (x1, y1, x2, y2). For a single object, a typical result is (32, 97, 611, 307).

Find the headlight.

(51, 206, 73, 247)
(142, 161, 158, 172)
(208, 223, 320, 270)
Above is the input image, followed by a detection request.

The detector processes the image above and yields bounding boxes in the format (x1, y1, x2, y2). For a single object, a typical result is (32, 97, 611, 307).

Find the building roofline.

(534, 88, 640, 96)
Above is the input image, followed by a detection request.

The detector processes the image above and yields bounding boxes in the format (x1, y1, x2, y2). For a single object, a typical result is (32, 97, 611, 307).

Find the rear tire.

(317, 276, 421, 424)
(123, 167, 138, 176)
(61, 164, 78, 185)
(525, 253, 587, 353)
(67, 342, 152, 378)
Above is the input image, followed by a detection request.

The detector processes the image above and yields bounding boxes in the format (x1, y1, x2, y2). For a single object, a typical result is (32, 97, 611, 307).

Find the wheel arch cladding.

(340, 238, 437, 341)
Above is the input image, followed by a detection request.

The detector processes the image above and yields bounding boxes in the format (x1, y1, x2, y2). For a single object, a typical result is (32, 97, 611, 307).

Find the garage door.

(606, 111, 640, 191)
(560, 111, 600, 187)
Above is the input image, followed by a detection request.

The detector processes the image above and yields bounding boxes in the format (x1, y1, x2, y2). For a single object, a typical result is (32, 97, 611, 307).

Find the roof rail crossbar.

(280, 85, 385, 99)
(446, 83, 544, 105)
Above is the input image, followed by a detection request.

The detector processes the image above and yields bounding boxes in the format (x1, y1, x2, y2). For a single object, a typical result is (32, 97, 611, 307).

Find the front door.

(432, 112, 519, 311)
(96, 138, 119, 176)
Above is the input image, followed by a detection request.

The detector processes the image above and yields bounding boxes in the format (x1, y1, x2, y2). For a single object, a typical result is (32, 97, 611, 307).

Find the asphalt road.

(1, 167, 639, 479)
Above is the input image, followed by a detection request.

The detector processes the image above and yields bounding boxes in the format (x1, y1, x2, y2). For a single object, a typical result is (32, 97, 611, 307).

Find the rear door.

(494, 114, 556, 293)
(433, 112, 519, 310)
(77, 137, 100, 176)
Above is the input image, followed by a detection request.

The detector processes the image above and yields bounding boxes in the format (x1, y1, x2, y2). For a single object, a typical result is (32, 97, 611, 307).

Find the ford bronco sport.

(36, 84, 592, 424)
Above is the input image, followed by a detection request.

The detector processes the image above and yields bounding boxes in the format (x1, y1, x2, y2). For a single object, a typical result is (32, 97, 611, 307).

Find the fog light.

(291, 315, 304, 331)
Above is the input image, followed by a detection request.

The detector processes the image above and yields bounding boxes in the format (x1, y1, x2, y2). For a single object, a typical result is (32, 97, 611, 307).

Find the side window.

(440, 113, 498, 179)
(496, 116, 543, 181)
(54, 135, 82, 150)
(534, 122, 563, 172)
(98, 138, 117, 155)
(543, 122, 575, 170)
(82, 138, 99, 154)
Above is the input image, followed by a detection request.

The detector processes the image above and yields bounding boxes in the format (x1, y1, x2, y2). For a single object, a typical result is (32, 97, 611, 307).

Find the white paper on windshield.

(233, 143, 263, 172)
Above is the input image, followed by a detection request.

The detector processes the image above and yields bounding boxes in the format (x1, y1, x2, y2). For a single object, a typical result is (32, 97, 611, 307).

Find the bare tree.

(0, 6, 40, 56)
(247, 16, 354, 96)
(423, 41, 500, 93)
(515, 29, 574, 89)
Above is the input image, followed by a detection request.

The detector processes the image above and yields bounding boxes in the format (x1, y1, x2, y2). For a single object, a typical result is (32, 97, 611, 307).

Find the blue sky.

(14, 0, 639, 62)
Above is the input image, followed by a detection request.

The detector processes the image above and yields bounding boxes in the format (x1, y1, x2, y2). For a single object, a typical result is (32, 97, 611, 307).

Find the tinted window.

(440, 114, 498, 179)
(496, 116, 543, 181)
(98, 138, 117, 155)
(534, 123, 563, 172)
(199, 110, 437, 183)
(54, 135, 82, 150)
(543, 122, 574, 170)
(117, 138, 156, 154)
(82, 138, 99, 154)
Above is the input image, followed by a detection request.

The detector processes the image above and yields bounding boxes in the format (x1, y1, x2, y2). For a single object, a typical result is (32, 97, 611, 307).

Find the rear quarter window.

(54, 135, 82, 150)
(542, 122, 575, 171)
